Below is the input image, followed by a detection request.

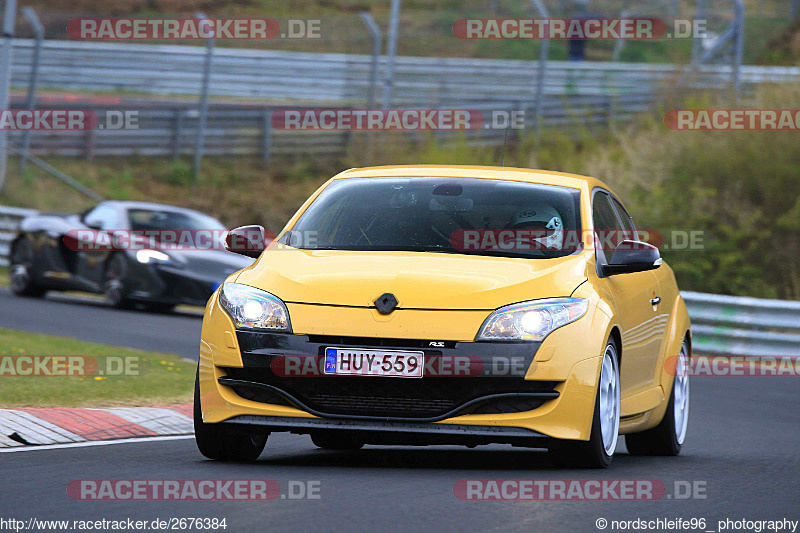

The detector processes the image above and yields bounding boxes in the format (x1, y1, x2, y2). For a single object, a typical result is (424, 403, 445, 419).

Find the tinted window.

(610, 196, 636, 237)
(289, 177, 582, 259)
(127, 209, 224, 231)
(592, 192, 625, 253)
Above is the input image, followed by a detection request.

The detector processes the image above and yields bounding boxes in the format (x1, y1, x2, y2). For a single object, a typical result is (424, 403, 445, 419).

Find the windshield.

(127, 209, 225, 231)
(287, 177, 582, 259)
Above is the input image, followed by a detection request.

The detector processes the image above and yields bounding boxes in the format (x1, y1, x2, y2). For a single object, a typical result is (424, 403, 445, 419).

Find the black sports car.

(9, 201, 254, 311)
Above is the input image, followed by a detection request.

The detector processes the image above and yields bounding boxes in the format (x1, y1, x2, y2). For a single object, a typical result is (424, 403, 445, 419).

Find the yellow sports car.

(195, 165, 691, 468)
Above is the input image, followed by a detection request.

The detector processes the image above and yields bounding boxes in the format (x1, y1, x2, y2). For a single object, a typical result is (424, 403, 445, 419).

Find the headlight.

(135, 249, 171, 264)
(477, 298, 588, 341)
(219, 282, 291, 332)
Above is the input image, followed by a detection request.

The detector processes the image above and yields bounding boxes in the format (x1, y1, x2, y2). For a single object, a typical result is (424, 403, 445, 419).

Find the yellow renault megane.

(195, 165, 691, 468)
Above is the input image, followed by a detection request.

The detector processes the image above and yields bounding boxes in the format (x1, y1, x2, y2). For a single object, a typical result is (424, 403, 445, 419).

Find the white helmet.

(508, 204, 564, 250)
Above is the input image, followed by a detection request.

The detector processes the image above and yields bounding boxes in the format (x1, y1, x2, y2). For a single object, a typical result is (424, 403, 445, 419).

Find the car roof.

(333, 165, 618, 197)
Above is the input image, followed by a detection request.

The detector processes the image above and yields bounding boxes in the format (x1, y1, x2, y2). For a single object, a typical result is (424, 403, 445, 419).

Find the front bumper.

(199, 300, 604, 442)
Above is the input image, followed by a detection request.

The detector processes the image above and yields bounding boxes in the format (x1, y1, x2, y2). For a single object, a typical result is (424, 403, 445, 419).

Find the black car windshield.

(287, 177, 582, 259)
(127, 209, 225, 231)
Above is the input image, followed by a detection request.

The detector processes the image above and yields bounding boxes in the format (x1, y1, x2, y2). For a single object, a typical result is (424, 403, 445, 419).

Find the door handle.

(650, 297, 661, 306)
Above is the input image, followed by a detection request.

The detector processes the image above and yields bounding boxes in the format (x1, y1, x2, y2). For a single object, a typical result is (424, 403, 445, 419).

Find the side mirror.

(603, 240, 662, 276)
(225, 225, 267, 258)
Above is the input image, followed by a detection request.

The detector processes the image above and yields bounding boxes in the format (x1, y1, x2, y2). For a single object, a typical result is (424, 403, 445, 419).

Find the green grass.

(0, 327, 195, 408)
(0, 267, 7, 287)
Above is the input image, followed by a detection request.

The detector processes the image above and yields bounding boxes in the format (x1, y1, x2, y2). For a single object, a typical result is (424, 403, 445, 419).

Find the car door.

(592, 190, 663, 400)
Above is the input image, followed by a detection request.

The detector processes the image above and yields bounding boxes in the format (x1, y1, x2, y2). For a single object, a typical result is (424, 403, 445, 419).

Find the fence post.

(19, 6, 43, 174)
(0, 0, 18, 194)
(193, 12, 215, 184)
(359, 12, 382, 109)
(530, 0, 549, 142)
(691, 0, 706, 66)
(382, 0, 401, 109)
(732, 0, 745, 103)
(262, 109, 273, 162)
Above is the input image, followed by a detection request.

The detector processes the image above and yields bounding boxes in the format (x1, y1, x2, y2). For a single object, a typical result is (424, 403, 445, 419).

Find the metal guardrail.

(9, 40, 800, 105)
(10, 96, 651, 158)
(1, 39, 798, 158)
(0, 205, 37, 266)
(683, 291, 800, 356)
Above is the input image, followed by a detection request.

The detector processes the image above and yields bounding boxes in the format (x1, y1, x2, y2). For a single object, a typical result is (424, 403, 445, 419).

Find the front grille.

(221, 365, 558, 419)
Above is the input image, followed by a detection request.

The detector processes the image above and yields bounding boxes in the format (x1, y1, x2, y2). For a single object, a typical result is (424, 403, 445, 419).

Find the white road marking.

(0, 434, 194, 453)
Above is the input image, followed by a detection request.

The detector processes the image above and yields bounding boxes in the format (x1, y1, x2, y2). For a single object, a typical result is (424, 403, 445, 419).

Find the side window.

(610, 196, 636, 240)
(83, 205, 118, 230)
(592, 192, 624, 256)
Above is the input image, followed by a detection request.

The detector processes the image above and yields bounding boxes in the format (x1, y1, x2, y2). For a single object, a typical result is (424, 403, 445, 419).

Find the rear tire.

(550, 338, 620, 469)
(194, 369, 267, 461)
(311, 432, 364, 450)
(9, 238, 46, 297)
(626, 339, 690, 456)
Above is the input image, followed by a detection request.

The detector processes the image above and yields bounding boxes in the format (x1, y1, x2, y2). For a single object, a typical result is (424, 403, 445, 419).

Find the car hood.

(166, 249, 255, 278)
(234, 247, 589, 310)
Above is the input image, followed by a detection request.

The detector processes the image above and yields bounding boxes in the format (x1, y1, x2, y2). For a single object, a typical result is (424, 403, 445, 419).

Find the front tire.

(550, 339, 620, 469)
(103, 254, 133, 308)
(194, 369, 268, 461)
(9, 238, 46, 297)
(626, 339, 690, 456)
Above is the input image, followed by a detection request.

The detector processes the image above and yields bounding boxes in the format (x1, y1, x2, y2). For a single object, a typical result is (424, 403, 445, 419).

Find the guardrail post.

(262, 109, 273, 162)
(193, 12, 215, 185)
(84, 128, 96, 159)
(19, 6, 43, 175)
(171, 110, 183, 161)
(359, 12, 382, 109)
(0, 0, 18, 194)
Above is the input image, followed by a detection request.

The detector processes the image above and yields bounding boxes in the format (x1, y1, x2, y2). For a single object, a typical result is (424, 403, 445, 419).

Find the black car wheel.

(10, 238, 46, 297)
(194, 368, 268, 461)
(103, 254, 133, 308)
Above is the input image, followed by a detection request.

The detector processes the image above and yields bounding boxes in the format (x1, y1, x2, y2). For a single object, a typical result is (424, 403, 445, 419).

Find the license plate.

(324, 348, 424, 378)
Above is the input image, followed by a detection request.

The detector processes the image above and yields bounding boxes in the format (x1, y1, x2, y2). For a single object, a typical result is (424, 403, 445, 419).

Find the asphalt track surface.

(0, 289, 202, 360)
(1, 291, 799, 531)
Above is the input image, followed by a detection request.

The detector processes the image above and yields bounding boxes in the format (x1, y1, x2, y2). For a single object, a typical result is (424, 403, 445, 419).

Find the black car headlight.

(219, 282, 292, 332)
(477, 298, 588, 341)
